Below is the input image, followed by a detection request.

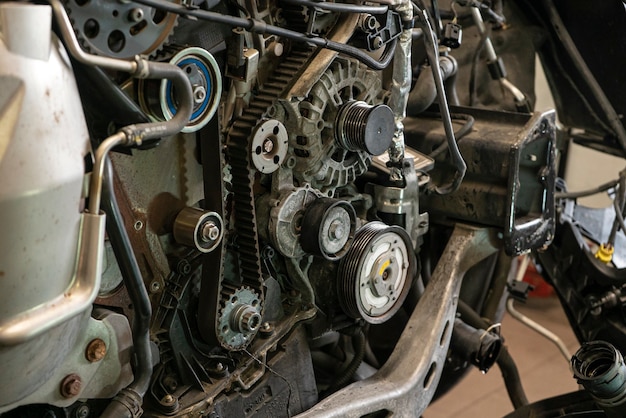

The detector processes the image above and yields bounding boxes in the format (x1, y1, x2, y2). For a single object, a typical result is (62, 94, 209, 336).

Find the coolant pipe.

(407, 56, 458, 116)
(450, 318, 502, 373)
(572, 341, 626, 418)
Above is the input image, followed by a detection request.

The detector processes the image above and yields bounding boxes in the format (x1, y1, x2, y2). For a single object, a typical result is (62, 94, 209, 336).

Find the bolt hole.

(273, 126, 280, 135)
(107, 30, 125, 53)
(112, 9, 119, 17)
(83, 19, 99, 39)
(423, 362, 437, 389)
(134, 220, 143, 230)
(440, 320, 450, 346)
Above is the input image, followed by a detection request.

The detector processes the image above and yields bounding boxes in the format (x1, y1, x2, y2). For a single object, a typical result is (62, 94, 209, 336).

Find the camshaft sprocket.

(64, 0, 179, 58)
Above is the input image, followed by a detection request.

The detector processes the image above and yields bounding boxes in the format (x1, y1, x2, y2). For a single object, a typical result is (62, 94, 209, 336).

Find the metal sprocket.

(217, 286, 263, 350)
(64, 0, 179, 59)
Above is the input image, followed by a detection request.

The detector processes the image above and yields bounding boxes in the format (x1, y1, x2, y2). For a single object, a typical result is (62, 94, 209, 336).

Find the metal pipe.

(0, 212, 105, 345)
(506, 299, 571, 362)
(49, 0, 136, 73)
(506, 255, 572, 363)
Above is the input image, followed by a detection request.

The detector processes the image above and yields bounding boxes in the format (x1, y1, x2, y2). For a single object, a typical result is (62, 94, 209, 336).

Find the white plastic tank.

(0, 3, 92, 406)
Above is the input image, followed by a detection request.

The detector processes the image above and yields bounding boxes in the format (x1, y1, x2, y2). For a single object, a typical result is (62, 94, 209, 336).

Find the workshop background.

(425, 57, 623, 418)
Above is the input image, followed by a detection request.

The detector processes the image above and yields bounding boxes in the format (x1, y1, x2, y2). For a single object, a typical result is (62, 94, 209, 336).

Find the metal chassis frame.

(296, 224, 499, 417)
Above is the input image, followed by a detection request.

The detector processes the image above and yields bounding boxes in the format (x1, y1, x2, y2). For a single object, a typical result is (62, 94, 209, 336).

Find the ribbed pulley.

(335, 100, 395, 156)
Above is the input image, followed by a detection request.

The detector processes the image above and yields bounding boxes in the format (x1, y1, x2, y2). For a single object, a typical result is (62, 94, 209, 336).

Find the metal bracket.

(295, 224, 499, 417)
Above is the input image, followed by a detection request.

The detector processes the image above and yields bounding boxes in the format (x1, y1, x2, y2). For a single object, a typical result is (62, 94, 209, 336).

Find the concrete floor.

(425, 294, 581, 417)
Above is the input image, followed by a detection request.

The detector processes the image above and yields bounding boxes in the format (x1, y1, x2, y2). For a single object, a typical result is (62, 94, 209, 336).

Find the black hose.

(100, 160, 153, 418)
(407, 66, 437, 115)
(416, 7, 466, 194)
(120, 61, 193, 142)
(555, 178, 618, 199)
(429, 113, 475, 158)
(326, 330, 366, 394)
(132, 0, 397, 71)
(457, 300, 529, 409)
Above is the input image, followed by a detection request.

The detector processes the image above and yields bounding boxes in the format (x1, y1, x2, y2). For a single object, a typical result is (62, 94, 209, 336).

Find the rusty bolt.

(60, 374, 82, 398)
(85, 338, 107, 362)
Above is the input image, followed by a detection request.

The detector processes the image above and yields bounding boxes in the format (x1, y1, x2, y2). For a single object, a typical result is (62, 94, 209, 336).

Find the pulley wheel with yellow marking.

(337, 221, 415, 324)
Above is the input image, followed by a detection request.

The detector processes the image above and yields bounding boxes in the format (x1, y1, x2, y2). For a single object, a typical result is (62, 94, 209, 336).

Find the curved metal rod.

(296, 225, 499, 418)
(0, 212, 105, 345)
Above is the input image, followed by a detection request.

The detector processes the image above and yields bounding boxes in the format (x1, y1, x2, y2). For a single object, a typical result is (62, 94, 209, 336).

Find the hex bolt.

(128, 7, 144, 22)
(262, 138, 274, 154)
(85, 338, 107, 362)
(60, 374, 82, 398)
(372, 36, 384, 49)
(215, 362, 225, 372)
(260, 321, 274, 338)
(162, 394, 175, 405)
(75, 405, 90, 418)
(328, 219, 345, 241)
(150, 280, 161, 293)
(201, 221, 220, 242)
(193, 85, 207, 104)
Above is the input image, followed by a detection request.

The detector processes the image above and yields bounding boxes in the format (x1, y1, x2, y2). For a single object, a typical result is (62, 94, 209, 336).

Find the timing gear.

(63, 0, 179, 58)
(280, 57, 388, 195)
(217, 286, 263, 350)
(337, 221, 416, 324)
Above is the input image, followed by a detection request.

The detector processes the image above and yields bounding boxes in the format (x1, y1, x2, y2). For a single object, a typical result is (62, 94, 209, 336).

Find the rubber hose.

(407, 66, 437, 116)
(100, 160, 153, 418)
(327, 330, 366, 394)
(457, 300, 529, 409)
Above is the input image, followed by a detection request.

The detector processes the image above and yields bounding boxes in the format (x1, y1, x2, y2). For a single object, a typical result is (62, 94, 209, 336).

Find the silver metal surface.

(218, 287, 263, 350)
(49, 0, 137, 73)
(386, 0, 413, 177)
(269, 186, 321, 258)
(251, 119, 289, 174)
(64, 0, 179, 58)
(338, 222, 413, 323)
(158, 47, 222, 132)
(0, 311, 134, 413)
(296, 224, 499, 418)
(0, 211, 106, 345)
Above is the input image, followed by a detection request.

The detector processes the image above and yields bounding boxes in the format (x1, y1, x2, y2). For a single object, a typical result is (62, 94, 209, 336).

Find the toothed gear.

(217, 286, 263, 350)
(63, 0, 179, 59)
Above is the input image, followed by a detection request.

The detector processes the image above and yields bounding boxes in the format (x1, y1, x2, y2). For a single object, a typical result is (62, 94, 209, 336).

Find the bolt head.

(262, 138, 274, 154)
(328, 219, 345, 241)
(201, 221, 220, 242)
(60, 374, 82, 398)
(193, 85, 207, 104)
(85, 338, 107, 362)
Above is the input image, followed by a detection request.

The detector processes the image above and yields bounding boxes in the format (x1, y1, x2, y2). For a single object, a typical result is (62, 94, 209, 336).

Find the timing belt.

(199, 46, 313, 350)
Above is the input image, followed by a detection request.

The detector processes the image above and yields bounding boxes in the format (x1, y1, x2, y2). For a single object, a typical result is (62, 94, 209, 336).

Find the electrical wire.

(132, 0, 397, 70)
(555, 178, 618, 199)
(428, 113, 475, 158)
(416, 7, 467, 194)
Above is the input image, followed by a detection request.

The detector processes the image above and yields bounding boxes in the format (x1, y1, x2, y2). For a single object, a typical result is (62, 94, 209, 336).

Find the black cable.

(281, 0, 388, 14)
(325, 329, 366, 394)
(608, 171, 626, 246)
(457, 300, 529, 409)
(555, 179, 618, 199)
(416, 7, 467, 194)
(132, 0, 397, 70)
(100, 160, 153, 418)
(428, 113, 475, 158)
